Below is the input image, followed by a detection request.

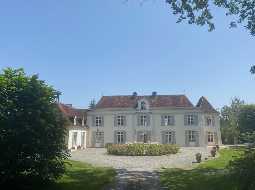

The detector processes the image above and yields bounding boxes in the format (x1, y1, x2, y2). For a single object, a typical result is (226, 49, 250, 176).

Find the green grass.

(160, 148, 244, 190)
(41, 160, 116, 190)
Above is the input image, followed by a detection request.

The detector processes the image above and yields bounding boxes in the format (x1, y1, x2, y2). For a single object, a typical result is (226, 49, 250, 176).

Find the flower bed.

(107, 143, 179, 156)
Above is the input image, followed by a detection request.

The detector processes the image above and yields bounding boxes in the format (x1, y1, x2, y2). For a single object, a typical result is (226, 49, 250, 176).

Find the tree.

(166, 0, 255, 36)
(238, 105, 255, 143)
(229, 148, 255, 190)
(239, 105, 255, 133)
(0, 68, 69, 186)
(89, 99, 96, 109)
(162, 1, 255, 73)
(251, 65, 255, 74)
(220, 97, 244, 144)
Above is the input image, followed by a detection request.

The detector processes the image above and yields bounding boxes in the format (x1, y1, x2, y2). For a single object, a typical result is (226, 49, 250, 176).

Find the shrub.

(195, 153, 202, 163)
(216, 144, 220, 151)
(228, 148, 255, 190)
(0, 68, 69, 186)
(211, 147, 217, 157)
(107, 144, 179, 156)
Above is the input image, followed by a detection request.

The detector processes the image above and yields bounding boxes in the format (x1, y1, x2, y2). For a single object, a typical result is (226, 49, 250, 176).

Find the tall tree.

(0, 68, 68, 186)
(238, 104, 255, 132)
(220, 97, 244, 144)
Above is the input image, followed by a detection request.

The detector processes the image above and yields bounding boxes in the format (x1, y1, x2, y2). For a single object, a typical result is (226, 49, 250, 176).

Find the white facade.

(67, 126, 87, 150)
(86, 106, 222, 147)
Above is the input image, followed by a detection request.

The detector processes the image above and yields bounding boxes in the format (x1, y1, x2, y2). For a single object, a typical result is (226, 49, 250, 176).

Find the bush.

(195, 153, 202, 163)
(107, 143, 179, 156)
(0, 68, 69, 186)
(211, 147, 217, 157)
(228, 148, 255, 190)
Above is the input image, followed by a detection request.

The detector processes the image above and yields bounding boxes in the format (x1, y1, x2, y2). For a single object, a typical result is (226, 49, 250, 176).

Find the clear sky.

(0, 0, 254, 109)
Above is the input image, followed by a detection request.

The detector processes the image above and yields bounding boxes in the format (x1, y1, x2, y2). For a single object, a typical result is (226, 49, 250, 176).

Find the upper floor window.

(141, 101, 146, 110)
(206, 117, 213, 126)
(95, 116, 103, 127)
(162, 115, 175, 126)
(208, 132, 214, 142)
(117, 115, 125, 126)
(185, 114, 198, 126)
(187, 115, 194, 125)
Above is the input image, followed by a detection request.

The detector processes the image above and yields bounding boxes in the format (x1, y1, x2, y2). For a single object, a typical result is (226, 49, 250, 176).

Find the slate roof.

(95, 95, 194, 109)
(58, 103, 87, 118)
(196, 96, 218, 113)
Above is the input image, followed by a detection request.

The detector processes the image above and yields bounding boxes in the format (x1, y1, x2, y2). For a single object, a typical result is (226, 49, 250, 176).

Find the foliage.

(238, 104, 255, 133)
(210, 147, 217, 157)
(0, 68, 69, 185)
(195, 153, 202, 163)
(251, 65, 255, 74)
(166, 0, 255, 36)
(107, 143, 179, 156)
(160, 148, 244, 190)
(228, 149, 255, 190)
(239, 131, 255, 144)
(220, 97, 244, 144)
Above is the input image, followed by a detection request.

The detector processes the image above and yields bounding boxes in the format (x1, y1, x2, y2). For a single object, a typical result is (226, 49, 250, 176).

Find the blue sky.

(0, 0, 254, 109)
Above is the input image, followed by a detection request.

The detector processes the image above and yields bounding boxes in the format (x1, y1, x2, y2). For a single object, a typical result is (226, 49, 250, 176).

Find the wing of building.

(59, 92, 222, 150)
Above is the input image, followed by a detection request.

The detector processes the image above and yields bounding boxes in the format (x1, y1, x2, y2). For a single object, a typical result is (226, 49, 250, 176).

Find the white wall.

(67, 126, 87, 150)
(86, 107, 221, 147)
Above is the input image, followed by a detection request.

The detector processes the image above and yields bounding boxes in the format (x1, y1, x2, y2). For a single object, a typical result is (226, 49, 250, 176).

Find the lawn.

(41, 160, 116, 190)
(160, 148, 244, 190)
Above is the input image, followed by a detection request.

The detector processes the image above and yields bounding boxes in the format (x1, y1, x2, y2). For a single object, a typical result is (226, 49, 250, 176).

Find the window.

(116, 131, 125, 144)
(117, 115, 125, 126)
(165, 131, 172, 144)
(81, 132, 86, 148)
(163, 115, 174, 126)
(206, 116, 214, 126)
(187, 115, 194, 125)
(141, 101, 146, 110)
(95, 116, 102, 127)
(95, 131, 104, 143)
(138, 133, 148, 143)
(140, 115, 147, 126)
(188, 131, 196, 142)
(72, 132, 78, 147)
(208, 132, 214, 142)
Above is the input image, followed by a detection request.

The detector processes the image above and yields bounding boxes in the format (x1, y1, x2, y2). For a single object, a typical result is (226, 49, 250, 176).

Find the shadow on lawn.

(160, 168, 236, 190)
(104, 169, 165, 190)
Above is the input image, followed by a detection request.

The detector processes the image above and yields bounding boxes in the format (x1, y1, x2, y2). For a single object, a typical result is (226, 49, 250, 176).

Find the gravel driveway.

(71, 147, 210, 171)
(71, 148, 210, 190)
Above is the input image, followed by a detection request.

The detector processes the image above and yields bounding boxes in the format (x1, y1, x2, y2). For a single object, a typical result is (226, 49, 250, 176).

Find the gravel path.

(71, 147, 210, 171)
(71, 148, 210, 190)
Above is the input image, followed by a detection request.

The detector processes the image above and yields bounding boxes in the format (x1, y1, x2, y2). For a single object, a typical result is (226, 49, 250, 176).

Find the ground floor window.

(95, 131, 104, 143)
(137, 131, 150, 143)
(208, 132, 214, 142)
(72, 132, 78, 147)
(81, 131, 86, 148)
(116, 131, 125, 144)
(188, 131, 196, 142)
(165, 131, 172, 144)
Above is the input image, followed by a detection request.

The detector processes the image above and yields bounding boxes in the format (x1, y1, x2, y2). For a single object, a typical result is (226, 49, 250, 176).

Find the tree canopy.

(166, 0, 255, 36)
(0, 68, 68, 186)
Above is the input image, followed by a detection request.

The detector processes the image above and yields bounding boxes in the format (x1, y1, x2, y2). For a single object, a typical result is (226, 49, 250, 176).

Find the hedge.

(107, 143, 179, 156)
